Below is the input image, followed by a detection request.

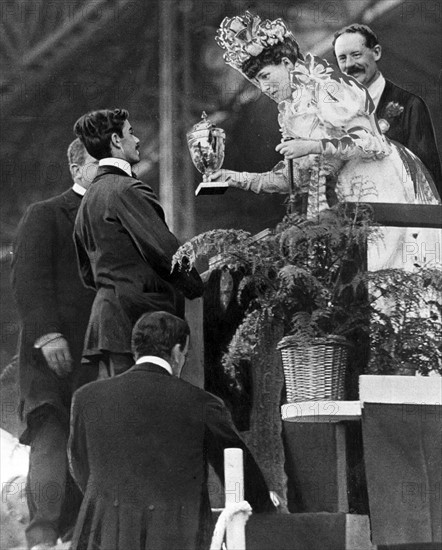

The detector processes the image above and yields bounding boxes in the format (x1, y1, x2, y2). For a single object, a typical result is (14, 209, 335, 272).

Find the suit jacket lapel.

(376, 79, 394, 116)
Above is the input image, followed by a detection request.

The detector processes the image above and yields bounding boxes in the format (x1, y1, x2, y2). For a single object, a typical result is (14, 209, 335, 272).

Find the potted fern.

(173, 203, 378, 402)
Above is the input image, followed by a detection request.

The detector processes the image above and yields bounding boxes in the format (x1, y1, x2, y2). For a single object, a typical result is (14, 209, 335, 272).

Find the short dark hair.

(73, 108, 129, 159)
(242, 38, 302, 80)
(332, 24, 379, 50)
(67, 138, 86, 166)
(131, 311, 190, 360)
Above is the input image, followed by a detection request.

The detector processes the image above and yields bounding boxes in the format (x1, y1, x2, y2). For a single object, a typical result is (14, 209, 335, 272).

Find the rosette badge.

(187, 112, 227, 196)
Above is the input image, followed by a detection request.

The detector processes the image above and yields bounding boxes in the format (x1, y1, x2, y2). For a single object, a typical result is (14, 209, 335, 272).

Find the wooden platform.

(282, 400, 362, 422)
(244, 512, 373, 550)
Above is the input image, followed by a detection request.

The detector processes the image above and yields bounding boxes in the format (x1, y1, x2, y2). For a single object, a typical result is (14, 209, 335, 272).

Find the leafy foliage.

(173, 204, 378, 378)
(367, 268, 442, 375)
(174, 204, 441, 381)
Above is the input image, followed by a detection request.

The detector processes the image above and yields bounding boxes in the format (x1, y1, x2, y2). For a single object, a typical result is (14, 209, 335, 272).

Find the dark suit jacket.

(74, 166, 203, 358)
(11, 189, 95, 431)
(376, 79, 442, 199)
(69, 362, 274, 550)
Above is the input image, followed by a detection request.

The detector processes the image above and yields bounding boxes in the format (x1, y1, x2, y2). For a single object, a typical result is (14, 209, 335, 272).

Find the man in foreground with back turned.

(68, 311, 276, 550)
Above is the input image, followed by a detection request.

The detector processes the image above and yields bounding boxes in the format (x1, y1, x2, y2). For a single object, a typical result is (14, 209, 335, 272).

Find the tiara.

(215, 11, 296, 71)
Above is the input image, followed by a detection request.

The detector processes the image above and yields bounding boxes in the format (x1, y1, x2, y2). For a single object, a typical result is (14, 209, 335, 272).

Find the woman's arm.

(209, 162, 291, 194)
(275, 127, 389, 162)
(320, 125, 389, 161)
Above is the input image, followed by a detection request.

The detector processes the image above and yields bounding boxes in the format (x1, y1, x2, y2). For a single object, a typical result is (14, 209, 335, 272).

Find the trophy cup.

(187, 112, 228, 196)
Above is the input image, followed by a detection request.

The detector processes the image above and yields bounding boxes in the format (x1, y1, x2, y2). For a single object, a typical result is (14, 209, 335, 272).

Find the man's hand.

(275, 139, 321, 159)
(269, 490, 289, 513)
(41, 336, 73, 377)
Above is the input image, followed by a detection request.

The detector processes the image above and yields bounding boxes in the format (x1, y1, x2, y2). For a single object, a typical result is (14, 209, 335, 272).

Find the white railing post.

(224, 447, 246, 549)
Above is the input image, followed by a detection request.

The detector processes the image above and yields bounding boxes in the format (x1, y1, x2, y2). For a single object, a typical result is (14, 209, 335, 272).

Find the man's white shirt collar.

(72, 183, 86, 196)
(367, 72, 386, 109)
(99, 157, 132, 177)
(135, 355, 173, 375)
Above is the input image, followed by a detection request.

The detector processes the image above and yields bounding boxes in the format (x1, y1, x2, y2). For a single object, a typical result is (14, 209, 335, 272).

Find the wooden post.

(159, 0, 176, 231)
(180, 2, 196, 240)
(182, 297, 204, 388)
(224, 448, 246, 550)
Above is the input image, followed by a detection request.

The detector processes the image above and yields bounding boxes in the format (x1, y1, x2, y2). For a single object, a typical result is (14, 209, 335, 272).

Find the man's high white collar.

(367, 72, 386, 109)
(99, 157, 132, 177)
(135, 355, 173, 375)
(72, 183, 86, 196)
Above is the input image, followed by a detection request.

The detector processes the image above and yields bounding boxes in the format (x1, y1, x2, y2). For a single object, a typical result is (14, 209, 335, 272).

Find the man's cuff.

(34, 332, 64, 349)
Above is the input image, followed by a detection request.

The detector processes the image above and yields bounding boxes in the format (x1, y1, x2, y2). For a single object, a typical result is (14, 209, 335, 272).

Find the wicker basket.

(278, 336, 350, 402)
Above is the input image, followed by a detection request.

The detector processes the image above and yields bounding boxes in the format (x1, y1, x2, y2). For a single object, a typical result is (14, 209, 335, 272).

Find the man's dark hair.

(242, 38, 303, 80)
(73, 108, 129, 160)
(132, 311, 190, 360)
(67, 138, 86, 166)
(332, 24, 379, 50)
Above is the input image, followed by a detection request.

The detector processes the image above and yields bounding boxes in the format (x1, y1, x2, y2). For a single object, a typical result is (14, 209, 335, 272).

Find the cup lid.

(188, 111, 221, 134)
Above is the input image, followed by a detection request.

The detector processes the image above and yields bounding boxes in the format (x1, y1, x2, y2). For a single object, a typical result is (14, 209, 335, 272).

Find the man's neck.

(366, 70, 382, 90)
(366, 72, 386, 109)
(135, 355, 173, 375)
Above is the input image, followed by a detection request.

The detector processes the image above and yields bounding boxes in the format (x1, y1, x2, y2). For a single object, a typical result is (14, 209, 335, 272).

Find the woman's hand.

(276, 139, 321, 159)
(206, 169, 242, 186)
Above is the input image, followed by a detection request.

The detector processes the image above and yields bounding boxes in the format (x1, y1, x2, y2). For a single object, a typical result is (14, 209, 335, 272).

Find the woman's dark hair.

(242, 38, 302, 79)
(73, 108, 129, 160)
(332, 24, 379, 50)
(131, 311, 190, 360)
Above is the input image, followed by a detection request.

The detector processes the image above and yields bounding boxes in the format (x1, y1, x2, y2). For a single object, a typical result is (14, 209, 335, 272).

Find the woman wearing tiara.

(211, 12, 440, 270)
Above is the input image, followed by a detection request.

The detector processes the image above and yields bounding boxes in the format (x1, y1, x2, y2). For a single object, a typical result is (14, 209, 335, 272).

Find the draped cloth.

(362, 403, 442, 545)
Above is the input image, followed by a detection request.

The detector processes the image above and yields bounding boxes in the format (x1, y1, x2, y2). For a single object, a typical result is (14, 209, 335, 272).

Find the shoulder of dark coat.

(72, 373, 226, 410)
(384, 79, 428, 108)
(88, 172, 144, 199)
(23, 188, 77, 217)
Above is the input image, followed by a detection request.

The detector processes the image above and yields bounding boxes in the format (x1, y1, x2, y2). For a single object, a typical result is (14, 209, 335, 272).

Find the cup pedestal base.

(195, 180, 229, 196)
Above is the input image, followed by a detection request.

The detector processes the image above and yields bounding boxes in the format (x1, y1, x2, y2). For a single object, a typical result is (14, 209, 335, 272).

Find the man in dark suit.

(73, 108, 203, 376)
(333, 24, 442, 199)
(69, 311, 275, 550)
(11, 139, 98, 549)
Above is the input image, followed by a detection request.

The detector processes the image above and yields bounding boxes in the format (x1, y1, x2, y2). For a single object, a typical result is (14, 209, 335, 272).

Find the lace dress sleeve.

(230, 161, 290, 194)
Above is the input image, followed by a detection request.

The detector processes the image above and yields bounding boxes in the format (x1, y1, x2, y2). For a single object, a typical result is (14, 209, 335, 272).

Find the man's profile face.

(119, 119, 140, 165)
(334, 32, 381, 88)
(174, 336, 189, 378)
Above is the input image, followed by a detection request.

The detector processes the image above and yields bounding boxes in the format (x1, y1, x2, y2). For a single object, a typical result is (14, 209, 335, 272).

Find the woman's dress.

(231, 55, 440, 270)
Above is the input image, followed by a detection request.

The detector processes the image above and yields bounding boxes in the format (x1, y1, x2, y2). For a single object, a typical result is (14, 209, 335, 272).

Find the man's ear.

(170, 343, 182, 376)
(373, 44, 382, 62)
(110, 132, 121, 151)
(170, 343, 180, 365)
(69, 163, 80, 182)
(281, 57, 295, 71)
